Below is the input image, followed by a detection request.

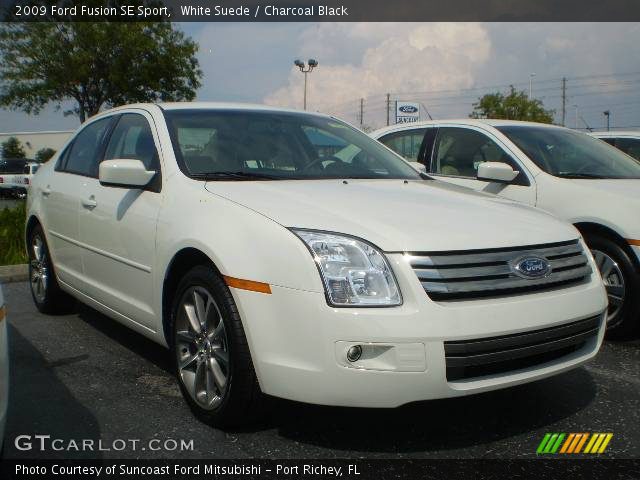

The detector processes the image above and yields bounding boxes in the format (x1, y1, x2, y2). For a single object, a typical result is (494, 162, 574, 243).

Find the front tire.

(28, 224, 73, 314)
(170, 265, 264, 428)
(585, 233, 640, 339)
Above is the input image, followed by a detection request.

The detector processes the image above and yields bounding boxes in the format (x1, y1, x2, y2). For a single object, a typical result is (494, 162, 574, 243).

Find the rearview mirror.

(477, 162, 518, 183)
(409, 161, 427, 174)
(99, 159, 156, 188)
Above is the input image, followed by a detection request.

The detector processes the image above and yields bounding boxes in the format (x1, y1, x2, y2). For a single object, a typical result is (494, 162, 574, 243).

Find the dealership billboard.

(395, 101, 420, 123)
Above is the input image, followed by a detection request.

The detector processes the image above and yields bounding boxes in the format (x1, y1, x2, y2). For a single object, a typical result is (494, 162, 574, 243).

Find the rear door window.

(379, 129, 427, 162)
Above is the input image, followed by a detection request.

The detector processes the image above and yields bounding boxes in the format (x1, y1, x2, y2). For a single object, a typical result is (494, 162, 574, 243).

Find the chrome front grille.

(409, 239, 592, 300)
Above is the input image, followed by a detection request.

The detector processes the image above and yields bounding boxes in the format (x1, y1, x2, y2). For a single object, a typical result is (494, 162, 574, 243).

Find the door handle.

(42, 185, 52, 196)
(82, 196, 97, 210)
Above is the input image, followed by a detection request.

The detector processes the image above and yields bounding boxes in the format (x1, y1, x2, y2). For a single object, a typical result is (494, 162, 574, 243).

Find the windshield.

(0, 159, 27, 174)
(496, 125, 640, 179)
(163, 109, 421, 180)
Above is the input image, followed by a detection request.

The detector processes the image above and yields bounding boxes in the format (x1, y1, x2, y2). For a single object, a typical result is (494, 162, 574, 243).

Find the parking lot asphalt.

(3, 281, 640, 460)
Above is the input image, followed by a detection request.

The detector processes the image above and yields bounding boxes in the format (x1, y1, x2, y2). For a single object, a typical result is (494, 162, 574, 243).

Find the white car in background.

(26, 104, 606, 426)
(372, 120, 640, 338)
(21, 162, 40, 193)
(0, 285, 8, 452)
(591, 131, 640, 161)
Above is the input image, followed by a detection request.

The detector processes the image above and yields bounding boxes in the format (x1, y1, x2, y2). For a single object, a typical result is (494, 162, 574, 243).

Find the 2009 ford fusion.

(26, 103, 607, 426)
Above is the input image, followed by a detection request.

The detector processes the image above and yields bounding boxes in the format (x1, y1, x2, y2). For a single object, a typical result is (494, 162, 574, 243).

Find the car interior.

(435, 128, 515, 177)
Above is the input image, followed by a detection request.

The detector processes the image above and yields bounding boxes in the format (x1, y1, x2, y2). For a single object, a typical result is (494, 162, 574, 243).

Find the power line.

(360, 73, 640, 103)
(318, 71, 640, 130)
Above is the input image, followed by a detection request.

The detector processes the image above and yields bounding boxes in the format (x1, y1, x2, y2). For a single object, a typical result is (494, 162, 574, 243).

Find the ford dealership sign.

(398, 105, 418, 113)
(396, 101, 420, 123)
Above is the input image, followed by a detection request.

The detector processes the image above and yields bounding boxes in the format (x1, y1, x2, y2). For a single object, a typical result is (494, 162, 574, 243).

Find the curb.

(0, 264, 29, 284)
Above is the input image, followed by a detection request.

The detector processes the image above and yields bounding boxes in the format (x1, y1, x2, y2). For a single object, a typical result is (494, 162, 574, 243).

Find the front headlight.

(292, 229, 402, 307)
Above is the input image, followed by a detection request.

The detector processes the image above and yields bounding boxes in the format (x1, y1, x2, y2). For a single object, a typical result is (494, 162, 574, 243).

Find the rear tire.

(170, 265, 264, 428)
(28, 224, 74, 314)
(584, 233, 640, 339)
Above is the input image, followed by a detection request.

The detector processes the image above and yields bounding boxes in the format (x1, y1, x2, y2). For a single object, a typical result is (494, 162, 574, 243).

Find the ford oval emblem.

(512, 256, 551, 279)
(399, 105, 418, 113)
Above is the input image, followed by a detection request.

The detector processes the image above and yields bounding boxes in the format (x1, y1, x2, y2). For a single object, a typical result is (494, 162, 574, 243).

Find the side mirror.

(477, 162, 518, 183)
(99, 159, 156, 188)
(409, 161, 427, 174)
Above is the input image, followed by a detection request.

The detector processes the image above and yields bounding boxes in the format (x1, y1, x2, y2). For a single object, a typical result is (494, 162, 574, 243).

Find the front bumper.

(231, 254, 607, 408)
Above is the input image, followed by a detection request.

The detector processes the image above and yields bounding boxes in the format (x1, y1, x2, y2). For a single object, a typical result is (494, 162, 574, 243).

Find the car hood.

(204, 179, 579, 252)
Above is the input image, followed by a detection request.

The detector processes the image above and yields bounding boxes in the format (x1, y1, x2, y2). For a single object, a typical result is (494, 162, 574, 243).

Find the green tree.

(0, 20, 202, 122)
(35, 147, 57, 163)
(1, 137, 26, 159)
(470, 86, 555, 123)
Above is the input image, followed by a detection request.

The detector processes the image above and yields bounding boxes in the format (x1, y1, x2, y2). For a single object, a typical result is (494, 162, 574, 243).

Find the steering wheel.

(573, 162, 595, 174)
(324, 159, 361, 175)
(301, 155, 344, 172)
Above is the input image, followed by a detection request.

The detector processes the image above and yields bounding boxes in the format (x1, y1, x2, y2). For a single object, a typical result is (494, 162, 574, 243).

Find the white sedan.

(372, 119, 640, 337)
(26, 104, 606, 426)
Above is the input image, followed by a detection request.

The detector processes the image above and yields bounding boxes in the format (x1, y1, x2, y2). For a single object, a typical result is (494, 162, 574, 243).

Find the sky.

(1, 22, 639, 133)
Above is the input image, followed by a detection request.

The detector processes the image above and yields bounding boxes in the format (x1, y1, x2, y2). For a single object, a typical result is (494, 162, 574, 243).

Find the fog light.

(346, 345, 362, 363)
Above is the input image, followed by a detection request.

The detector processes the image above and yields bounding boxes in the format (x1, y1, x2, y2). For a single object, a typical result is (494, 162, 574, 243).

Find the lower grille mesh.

(444, 315, 601, 381)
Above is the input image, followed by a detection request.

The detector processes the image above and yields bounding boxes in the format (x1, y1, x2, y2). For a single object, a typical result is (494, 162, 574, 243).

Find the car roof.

(101, 102, 330, 118)
(590, 130, 640, 137)
(370, 118, 564, 137)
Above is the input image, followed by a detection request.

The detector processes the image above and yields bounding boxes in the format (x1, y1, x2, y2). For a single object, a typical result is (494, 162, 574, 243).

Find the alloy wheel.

(175, 286, 230, 410)
(30, 234, 48, 303)
(592, 249, 625, 327)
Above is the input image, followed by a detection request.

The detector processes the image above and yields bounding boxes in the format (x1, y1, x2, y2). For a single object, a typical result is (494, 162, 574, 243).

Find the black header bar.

(2, 0, 640, 22)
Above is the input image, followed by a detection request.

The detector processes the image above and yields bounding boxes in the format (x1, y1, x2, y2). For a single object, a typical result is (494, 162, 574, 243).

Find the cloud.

(263, 23, 492, 117)
(544, 36, 576, 53)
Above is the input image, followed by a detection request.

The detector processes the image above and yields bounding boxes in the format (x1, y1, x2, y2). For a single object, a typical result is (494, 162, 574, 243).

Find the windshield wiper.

(555, 173, 606, 179)
(190, 171, 284, 181)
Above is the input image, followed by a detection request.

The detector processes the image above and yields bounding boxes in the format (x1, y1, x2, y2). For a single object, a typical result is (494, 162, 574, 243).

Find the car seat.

(440, 155, 460, 176)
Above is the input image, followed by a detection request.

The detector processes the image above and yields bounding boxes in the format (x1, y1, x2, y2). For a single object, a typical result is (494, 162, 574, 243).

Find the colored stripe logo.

(537, 433, 613, 454)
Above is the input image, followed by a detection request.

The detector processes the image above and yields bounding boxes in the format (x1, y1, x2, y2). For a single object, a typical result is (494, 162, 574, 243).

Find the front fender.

(155, 183, 324, 302)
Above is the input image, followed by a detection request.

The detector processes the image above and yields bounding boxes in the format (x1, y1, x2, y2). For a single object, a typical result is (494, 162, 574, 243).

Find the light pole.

(573, 105, 579, 129)
(529, 73, 536, 99)
(603, 110, 610, 131)
(294, 58, 318, 110)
